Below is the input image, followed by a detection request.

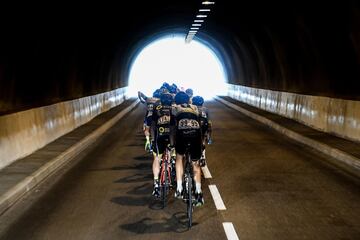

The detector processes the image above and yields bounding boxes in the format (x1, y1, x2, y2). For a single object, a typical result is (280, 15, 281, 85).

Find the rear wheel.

(161, 160, 168, 209)
(186, 153, 193, 228)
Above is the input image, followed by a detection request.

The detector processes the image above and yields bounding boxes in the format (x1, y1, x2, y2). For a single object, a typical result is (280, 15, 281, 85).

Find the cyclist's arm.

(138, 91, 147, 104)
(205, 108, 212, 142)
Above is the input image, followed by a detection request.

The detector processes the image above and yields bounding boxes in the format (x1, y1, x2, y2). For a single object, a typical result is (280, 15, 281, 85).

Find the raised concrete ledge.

(0, 87, 128, 169)
(216, 96, 360, 177)
(227, 84, 360, 143)
(0, 99, 139, 215)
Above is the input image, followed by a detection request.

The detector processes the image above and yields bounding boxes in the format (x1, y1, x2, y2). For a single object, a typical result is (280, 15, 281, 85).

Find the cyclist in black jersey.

(138, 90, 160, 152)
(150, 93, 176, 197)
(192, 96, 212, 165)
(172, 91, 204, 206)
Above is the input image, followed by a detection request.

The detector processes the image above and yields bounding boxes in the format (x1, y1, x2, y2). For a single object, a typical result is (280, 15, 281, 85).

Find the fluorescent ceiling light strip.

(194, 19, 204, 22)
(192, 24, 201, 26)
(199, 9, 211, 12)
(196, 15, 207, 18)
(202, 1, 215, 5)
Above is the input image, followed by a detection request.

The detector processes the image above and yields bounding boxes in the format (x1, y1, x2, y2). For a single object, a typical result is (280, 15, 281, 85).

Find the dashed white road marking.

(208, 185, 226, 210)
(200, 153, 238, 239)
(223, 222, 240, 240)
(201, 165, 212, 178)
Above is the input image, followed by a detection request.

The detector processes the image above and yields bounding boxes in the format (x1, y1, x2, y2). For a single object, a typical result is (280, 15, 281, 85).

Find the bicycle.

(158, 144, 176, 208)
(183, 142, 194, 228)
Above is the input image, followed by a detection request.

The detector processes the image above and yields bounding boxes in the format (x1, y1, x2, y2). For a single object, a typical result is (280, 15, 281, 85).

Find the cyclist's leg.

(190, 135, 204, 205)
(175, 134, 185, 198)
(152, 139, 162, 197)
(169, 126, 176, 158)
(200, 129, 208, 166)
(144, 115, 151, 151)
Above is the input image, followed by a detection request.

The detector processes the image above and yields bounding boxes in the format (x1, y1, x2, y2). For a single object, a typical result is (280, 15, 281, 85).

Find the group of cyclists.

(138, 82, 212, 207)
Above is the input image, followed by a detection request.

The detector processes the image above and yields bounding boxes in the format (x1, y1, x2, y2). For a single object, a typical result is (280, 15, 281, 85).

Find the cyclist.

(191, 96, 212, 166)
(138, 90, 161, 152)
(185, 88, 193, 103)
(150, 93, 176, 197)
(172, 91, 204, 206)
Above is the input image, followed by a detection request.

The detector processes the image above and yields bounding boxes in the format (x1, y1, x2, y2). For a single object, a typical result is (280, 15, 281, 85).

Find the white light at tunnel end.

(128, 35, 227, 100)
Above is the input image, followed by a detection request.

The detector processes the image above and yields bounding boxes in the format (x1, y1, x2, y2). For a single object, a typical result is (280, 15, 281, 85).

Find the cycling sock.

(195, 183, 202, 194)
(177, 180, 183, 192)
(154, 177, 159, 186)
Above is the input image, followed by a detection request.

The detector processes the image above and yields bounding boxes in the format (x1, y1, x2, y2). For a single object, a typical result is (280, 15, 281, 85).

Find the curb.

(0, 99, 140, 215)
(215, 96, 360, 176)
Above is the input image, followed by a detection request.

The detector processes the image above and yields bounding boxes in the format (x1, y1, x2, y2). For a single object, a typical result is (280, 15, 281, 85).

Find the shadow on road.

(111, 163, 151, 171)
(114, 173, 152, 183)
(133, 155, 151, 161)
(126, 183, 152, 195)
(111, 196, 151, 207)
(119, 212, 197, 234)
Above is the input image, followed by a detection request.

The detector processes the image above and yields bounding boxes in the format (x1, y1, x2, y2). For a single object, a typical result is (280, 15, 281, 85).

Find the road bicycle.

(158, 145, 176, 208)
(182, 142, 195, 228)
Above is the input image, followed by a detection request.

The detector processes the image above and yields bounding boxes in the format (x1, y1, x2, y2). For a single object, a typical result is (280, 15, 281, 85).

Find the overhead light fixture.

(192, 23, 201, 26)
(199, 9, 211, 12)
(194, 19, 204, 23)
(196, 15, 207, 18)
(202, 1, 215, 5)
(190, 27, 199, 30)
(189, 30, 197, 33)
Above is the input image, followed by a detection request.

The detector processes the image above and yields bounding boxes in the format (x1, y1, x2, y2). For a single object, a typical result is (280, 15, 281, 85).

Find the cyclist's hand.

(207, 137, 213, 145)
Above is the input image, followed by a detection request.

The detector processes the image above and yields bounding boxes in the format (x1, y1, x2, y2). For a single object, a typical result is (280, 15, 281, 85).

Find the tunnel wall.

(217, 1, 360, 101)
(227, 84, 360, 143)
(0, 87, 128, 170)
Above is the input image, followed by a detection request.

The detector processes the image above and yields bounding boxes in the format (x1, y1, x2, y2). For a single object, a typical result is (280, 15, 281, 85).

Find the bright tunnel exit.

(128, 35, 227, 99)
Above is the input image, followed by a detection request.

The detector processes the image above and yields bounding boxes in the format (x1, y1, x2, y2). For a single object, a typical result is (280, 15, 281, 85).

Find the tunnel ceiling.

(1, 0, 360, 114)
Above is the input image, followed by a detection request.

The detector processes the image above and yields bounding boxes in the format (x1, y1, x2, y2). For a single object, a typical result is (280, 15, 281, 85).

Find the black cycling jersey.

(144, 97, 160, 127)
(152, 103, 175, 138)
(172, 103, 202, 159)
(172, 103, 201, 137)
(197, 106, 210, 133)
(151, 102, 176, 155)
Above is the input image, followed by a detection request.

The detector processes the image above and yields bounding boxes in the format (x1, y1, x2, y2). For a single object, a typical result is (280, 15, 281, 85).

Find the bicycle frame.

(183, 143, 194, 228)
(159, 146, 174, 208)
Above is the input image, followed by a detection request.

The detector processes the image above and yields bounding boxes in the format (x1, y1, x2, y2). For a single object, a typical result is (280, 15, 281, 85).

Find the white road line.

(223, 222, 239, 240)
(201, 165, 212, 178)
(208, 185, 226, 210)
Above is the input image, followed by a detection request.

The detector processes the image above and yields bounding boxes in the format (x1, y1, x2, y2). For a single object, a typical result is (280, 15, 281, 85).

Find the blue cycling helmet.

(171, 83, 178, 89)
(185, 88, 193, 98)
(175, 91, 190, 105)
(162, 82, 170, 89)
(159, 87, 169, 95)
(160, 93, 173, 106)
(169, 85, 177, 94)
(153, 89, 161, 98)
(192, 96, 204, 106)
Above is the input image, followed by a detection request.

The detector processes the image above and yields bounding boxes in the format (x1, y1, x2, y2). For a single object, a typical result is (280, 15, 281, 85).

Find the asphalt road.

(1, 100, 359, 240)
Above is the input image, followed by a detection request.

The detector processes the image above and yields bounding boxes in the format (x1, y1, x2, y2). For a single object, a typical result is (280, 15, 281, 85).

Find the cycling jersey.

(144, 97, 160, 127)
(197, 106, 211, 134)
(172, 103, 202, 159)
(151, 103, 175, 155)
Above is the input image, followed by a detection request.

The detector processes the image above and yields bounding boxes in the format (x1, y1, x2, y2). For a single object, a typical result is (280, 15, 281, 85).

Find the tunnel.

(2, 0, 360, 114)
(0, 1, 360, 239)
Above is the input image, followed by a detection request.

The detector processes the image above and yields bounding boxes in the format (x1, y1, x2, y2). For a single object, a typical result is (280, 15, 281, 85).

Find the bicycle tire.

(186, 153, 193, 228)
(162, 160, 168, 209)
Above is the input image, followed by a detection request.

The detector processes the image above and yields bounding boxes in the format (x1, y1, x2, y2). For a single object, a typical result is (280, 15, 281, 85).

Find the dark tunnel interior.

(1, 0, 359, 115)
